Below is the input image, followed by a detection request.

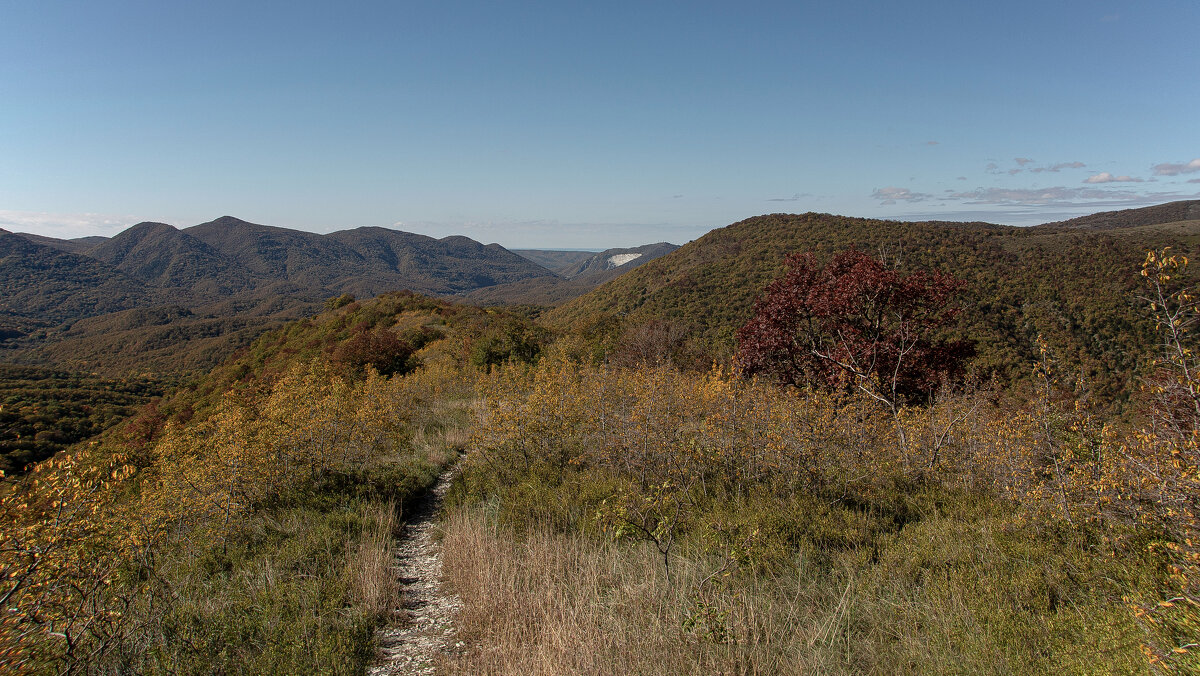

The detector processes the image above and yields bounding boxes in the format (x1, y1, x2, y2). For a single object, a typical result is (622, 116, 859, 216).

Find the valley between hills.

(3, 201, 1200, 673)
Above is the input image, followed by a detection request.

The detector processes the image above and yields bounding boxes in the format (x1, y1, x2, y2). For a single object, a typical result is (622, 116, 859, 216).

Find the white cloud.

(948, 186, 1140, 206)
(896, 208, 1087, 226)
(1030, 161, 1086, 173)
(766, 192, 812, 202)
(871, 187, 932, 205)
(992, 158, 1084, 175)
(944, 185, 1199, 208)
(1083, 172, 1143, 184)
(1153, 159, 1200, 176)
(0, 210, 137, 238)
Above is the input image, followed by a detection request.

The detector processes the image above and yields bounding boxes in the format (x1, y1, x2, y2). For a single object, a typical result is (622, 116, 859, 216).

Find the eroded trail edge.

(369, 469, 461, 675)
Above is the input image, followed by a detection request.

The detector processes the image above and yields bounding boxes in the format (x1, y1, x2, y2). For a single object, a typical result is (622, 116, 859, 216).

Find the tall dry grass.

(439, 503, 1156, 675)
(348, 500, 399, 619)
(439, 506, 881, 675)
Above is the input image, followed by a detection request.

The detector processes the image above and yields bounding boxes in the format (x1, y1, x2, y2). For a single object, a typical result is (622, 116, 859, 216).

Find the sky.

(1, 1, 1198, 249)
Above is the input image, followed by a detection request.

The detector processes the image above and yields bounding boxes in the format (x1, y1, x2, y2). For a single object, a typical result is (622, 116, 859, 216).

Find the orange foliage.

(0, 356, 474, 670)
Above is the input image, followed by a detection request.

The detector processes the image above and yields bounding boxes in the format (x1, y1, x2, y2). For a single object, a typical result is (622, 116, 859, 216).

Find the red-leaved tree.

(735, 249, 973, 411)
(330, 325, 416, 377)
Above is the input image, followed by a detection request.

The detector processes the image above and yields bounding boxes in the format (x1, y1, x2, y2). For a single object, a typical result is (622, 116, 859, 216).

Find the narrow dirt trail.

(368, 470, 461, 675)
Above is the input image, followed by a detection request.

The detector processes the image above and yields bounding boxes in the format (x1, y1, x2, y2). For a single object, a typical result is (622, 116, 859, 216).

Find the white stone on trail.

(369, 470, 461, 675)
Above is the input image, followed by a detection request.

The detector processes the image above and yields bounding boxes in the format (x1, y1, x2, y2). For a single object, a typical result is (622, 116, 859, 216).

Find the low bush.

(448, 355, 1192, 672)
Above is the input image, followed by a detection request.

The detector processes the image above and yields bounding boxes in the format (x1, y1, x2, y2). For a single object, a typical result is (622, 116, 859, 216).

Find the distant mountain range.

(15, 216, 557, 307)
(0, 229, 155, 334)
(472, 242, 680, 305)
(555, 243, 681, 278)
(0, 216, 678, 374)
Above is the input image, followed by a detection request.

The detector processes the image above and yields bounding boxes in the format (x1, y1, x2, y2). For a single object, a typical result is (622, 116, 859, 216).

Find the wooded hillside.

(548, 202, 1200, 402)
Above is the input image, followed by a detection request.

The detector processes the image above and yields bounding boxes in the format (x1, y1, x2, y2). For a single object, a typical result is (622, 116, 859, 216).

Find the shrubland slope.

(0, 289, 543, 671)
(547, 202, 1200, 402)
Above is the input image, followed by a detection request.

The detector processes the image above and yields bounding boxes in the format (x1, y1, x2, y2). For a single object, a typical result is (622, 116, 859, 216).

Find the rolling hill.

(0, 229, 154, 335)
(1, 216, 562, 375)
(14, 216, 559, 307)
(546, 201, 1200, 402)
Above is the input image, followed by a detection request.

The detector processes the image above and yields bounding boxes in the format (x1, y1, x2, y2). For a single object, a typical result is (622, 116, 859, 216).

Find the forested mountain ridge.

(180, 216, 560, 296)
(1, 217, 562, 375)
(9, 216, 558, 319)
(3, 217, 677, 374)
(547, 202, 1200, 402)
(11, 232, 107, 254)
(84, 221, 252, 294)
(0, 229, 154, 333)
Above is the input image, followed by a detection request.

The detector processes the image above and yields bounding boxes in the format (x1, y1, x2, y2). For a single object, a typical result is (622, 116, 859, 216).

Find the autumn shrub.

(324, 292, 357, 310)
(451, 353, 1184, 672)
(608, 318, 707, 370)
(0, 354, 476, 673)
(1096, 248, 1200, 669)
(468, 316, 550, 369)
(330, 325, 417, 377)
(735, 249, 974, 408)
(0, 447, 144, 672)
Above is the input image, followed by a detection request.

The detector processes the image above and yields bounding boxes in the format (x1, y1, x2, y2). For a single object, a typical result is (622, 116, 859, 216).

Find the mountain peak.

(203, 216, 258, 228)
(123, 221, 178, 236)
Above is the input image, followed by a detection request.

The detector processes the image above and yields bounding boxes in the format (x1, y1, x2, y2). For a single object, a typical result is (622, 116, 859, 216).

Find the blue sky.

(1, 1, 1197, 248)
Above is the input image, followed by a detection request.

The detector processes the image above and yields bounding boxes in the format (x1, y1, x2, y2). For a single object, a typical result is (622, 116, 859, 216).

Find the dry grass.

(439, 506, 876, 676)
(439, 425, 472, 453)
(348, 500, 399, 619)
(409, 396, 476, 467)
(438, 503, 1156, 675)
